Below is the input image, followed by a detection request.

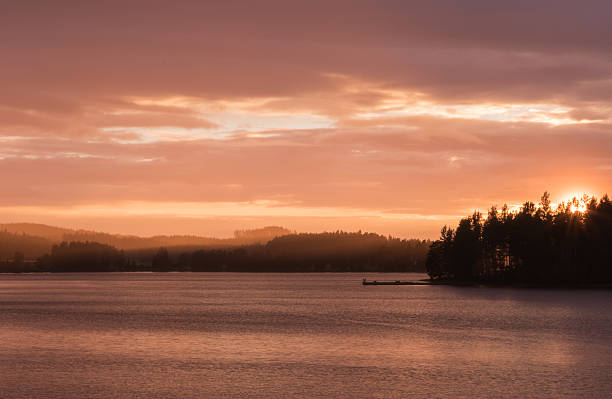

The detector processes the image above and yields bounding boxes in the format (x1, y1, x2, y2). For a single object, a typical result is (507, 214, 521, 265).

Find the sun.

(569, 202, 587, 213)
(560, 191, 591, 213)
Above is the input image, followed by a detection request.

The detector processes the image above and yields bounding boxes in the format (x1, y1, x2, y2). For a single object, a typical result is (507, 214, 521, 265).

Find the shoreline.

(420, 278, 612, 290)
(1, 271, 610, 290)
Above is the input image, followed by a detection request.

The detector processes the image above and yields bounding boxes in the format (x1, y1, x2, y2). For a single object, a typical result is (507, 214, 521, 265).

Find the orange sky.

(1, 1, 611, 238)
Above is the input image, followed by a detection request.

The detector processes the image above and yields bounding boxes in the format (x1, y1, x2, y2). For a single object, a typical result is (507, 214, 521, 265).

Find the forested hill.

(1, 231, 431, 273)
(0, 223, 72, 242)
(0, 231, 53, 259)
(0, 223, 293, 255)
(173, 232, 431, 273)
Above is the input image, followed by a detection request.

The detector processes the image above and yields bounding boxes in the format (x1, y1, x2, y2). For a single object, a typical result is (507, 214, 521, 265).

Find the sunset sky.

(1, 0, 611, 238)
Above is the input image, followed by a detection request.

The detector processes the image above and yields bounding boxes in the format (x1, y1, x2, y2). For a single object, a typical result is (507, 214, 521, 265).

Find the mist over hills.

(0, 230, 53, 259)
(0, 223, 72, 242)
(0, 223, 431, 273)
(0, 223, 293, 259)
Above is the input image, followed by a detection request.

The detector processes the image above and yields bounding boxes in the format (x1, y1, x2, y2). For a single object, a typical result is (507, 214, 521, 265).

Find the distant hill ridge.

(1, 224, 432, 273)
(0, 223, 293, 256)
(0, 223, 73, 242)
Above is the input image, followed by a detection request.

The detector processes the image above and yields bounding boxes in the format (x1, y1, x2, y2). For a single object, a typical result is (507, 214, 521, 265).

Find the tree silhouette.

(426, 192, 612, 285)
(39, 241, 126, 272)
(152, 247, 170, 272)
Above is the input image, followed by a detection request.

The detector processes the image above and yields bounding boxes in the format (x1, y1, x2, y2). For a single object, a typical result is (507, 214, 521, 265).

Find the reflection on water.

(1, 273, 611, 398)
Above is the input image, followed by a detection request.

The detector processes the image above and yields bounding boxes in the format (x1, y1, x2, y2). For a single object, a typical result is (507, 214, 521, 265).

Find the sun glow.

(0, 201, 454, 221)
(569, 202, 587, 213)
(559, 191, 593, 213)
(354, 98, 602, 126)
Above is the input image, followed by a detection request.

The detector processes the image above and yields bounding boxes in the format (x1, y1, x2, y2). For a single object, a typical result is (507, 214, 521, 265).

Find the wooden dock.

(362, 279, 430, 286)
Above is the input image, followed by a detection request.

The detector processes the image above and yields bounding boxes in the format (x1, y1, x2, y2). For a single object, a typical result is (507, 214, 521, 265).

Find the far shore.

(1, 271, 610, 290)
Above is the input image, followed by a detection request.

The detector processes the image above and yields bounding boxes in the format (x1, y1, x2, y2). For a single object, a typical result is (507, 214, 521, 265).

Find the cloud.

(1, 1, 611, 237)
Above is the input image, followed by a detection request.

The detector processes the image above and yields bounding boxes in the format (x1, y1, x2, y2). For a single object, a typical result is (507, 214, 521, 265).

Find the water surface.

(1, 273, 611, 398)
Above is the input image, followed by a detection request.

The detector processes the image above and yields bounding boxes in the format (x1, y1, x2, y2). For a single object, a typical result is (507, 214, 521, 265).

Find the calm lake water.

(1, 273, 611, 398)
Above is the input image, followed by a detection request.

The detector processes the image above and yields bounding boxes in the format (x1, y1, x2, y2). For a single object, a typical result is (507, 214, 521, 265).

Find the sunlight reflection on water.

(1, 273, 611, 398)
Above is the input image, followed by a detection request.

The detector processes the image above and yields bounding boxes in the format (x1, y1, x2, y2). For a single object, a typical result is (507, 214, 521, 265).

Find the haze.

(2, 0, 611, 238)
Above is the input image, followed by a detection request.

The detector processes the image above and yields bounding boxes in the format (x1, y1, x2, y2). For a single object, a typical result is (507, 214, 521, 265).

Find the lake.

(1, 273, 611, 398)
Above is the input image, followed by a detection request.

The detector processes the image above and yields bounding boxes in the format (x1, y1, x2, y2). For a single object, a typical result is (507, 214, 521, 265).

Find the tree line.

(0, 241, 129, 273)
(0, 231, 430, 273)
(426, 192, 612, 285)
(0, 230, 52, 259)
(152, 232, 430, 272)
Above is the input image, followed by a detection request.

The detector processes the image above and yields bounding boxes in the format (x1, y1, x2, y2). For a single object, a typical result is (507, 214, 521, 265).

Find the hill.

(0, 230, 53, 259)
(0, 223, 73, 242)
(0, 223, 293, 257)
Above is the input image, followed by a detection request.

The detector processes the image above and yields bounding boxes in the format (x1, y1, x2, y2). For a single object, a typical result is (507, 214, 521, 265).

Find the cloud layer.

(1, 1, 611, 237)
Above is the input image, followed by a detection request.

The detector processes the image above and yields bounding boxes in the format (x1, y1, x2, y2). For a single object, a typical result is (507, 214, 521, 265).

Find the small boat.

(362, 278, 429, 286)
